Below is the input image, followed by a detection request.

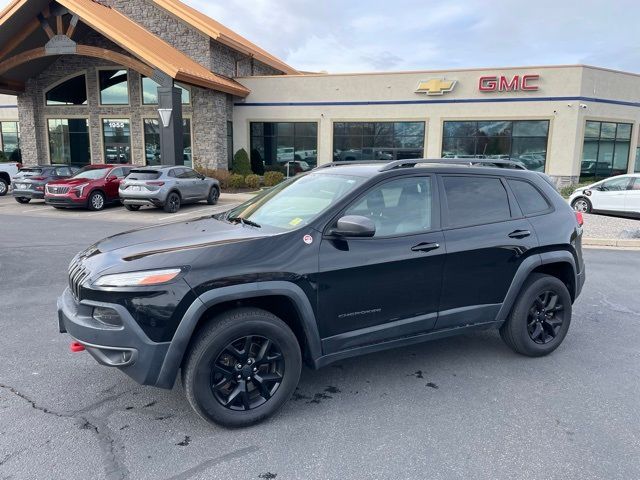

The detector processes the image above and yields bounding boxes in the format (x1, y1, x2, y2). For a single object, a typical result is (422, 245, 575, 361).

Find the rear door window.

(507, 179, 550, 215)
(443, 176, 511, 228)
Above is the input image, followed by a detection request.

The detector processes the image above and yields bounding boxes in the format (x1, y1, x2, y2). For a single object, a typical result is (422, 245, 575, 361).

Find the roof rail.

(378, 158, 527, 172)
(314, 160, 391, 170)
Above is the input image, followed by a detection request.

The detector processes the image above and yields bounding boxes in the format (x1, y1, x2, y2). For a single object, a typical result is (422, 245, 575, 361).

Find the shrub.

(250, 149, 265, 175)
(559, 180, 594, 199)
(0, 151, 7, 162)
(194, 166, 231, 189)
(245, 174, 261, 190)
(232, 149, 252, 176)
(264, 171, 284, 187)
(229, 173, 245, 189)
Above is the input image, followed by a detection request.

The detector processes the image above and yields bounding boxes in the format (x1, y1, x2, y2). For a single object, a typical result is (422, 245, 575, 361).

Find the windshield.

(223, 172, 366, 230)
(72, 167, 111, 180)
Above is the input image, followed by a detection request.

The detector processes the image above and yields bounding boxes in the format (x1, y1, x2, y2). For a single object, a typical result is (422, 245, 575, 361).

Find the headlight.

(94, 268, 182, 287)
(72, 183, 90, 196)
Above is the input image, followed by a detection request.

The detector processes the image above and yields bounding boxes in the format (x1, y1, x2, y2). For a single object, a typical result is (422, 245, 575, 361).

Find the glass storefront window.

(141, 76, 190, 105)
(442, 120, 549, 171)
(143, 118, 192, 166)
(47, 119, 90, 165)
(0, 121, 20, 155)
(580, 121, 632, 180)
(333, 121, 425, 162)
(102, 119, 131, 163)
(250, 122, 318, 174)
(99, 69, 129, 105)
(45, 75, 87, 106)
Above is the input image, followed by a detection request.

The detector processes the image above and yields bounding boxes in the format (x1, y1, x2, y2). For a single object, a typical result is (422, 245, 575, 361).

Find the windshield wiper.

(228, 216, 261, 228)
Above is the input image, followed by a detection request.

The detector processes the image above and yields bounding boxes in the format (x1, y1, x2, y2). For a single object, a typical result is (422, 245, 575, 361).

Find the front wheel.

(15, 197, 31, 204)
(571, 197, 592, 214)
(182, 308, 302, 428)
(207, 186, 220, 205)
(87, 191, 106, 211)
(0, 179, 8, 196)
(500, 273, 572, 357)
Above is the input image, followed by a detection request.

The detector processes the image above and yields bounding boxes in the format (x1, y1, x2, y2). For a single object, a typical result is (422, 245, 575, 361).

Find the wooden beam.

(0, 78, 25, 93)
(0, 45, 155, 78)
(0, 18, 40, 61)
(66, 14, 79, 39)
(37, 13, 55, 39)
(56, 15, 64, 35)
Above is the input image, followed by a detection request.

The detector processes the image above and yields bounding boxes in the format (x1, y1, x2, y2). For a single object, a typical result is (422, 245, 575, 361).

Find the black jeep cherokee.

(58, 159, 585, 427)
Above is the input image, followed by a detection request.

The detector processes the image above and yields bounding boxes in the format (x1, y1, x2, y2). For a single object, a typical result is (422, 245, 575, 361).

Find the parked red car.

(45, 164, 133, 211)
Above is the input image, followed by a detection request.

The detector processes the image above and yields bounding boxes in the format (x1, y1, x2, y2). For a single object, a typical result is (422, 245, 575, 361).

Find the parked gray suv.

(119, 166, 220, 213)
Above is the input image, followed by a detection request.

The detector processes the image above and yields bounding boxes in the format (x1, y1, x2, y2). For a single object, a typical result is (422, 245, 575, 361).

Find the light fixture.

(158, 108, 173, 128)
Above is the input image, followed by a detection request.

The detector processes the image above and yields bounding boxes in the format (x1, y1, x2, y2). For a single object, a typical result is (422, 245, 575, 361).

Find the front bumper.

(45, 196, 87, 208)
(57, 287, 170, 386)
(13, 188, 45, 199)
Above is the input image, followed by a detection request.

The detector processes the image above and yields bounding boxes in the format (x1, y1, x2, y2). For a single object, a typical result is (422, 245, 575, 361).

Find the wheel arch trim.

(495, 251, 577, 324)
(154, 281, 321, 389)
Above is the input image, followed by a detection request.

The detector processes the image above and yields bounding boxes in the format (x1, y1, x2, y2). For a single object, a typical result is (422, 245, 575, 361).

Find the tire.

(163, 192, 181, 213)
(571, 197, 592, 214)
(500, 273, 572, 357)
(182, 307, 302, 428)
(0, 178, 8, 196)
(207, 186, 220, 205)
(15, 197, 31, 204)
(125, 204, 141, 211)
(53, 206, 66, 210)
(87, 191, 106, 211)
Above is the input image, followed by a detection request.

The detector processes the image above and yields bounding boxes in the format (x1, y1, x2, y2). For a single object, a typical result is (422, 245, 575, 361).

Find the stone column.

(16, 85, 41, 166)
(157, 86, 183, 165)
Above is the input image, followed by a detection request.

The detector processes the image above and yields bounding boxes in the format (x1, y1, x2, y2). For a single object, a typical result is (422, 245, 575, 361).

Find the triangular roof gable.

(0, 0, 250, 96)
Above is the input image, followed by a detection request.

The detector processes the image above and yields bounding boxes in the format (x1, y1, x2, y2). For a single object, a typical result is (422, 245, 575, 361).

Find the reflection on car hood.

(94, 215, 267, 261)
(48, 177, 100, 186)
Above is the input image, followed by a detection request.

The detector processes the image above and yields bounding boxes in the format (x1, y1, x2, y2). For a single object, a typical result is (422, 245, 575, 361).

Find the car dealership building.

(1, 0, 640, 185)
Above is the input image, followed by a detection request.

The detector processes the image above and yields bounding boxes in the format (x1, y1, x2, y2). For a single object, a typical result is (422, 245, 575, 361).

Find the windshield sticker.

(303, 234, 313, 245)
(289, 217, 303, 226)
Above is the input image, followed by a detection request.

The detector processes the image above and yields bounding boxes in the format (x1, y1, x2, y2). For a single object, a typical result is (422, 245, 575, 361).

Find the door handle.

(508, 229, 531, 239)
(411, 242, 440, 252)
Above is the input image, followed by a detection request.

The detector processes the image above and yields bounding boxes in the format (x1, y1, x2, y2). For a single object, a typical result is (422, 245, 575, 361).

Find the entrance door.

(102, 119, 131, 164)
(317, 175, 445, 353)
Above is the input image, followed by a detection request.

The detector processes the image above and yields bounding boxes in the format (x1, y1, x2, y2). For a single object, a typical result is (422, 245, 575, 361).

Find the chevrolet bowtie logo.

(415, 78, 457, 95)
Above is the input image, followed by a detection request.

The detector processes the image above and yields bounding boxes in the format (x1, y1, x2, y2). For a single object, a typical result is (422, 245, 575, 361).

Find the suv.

(119, 166, 220, 213)
(45, 164, 133, 211)
(57, 159, 585, 427)
(0, 162, 21, 196)
(12, 165, 79, 203)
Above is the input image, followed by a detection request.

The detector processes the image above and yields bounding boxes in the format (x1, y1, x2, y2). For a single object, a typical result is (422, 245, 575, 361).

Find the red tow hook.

(70, 341, 86, 353)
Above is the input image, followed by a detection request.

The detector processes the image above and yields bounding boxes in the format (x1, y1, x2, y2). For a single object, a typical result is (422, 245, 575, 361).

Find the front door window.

(102, 119, 131, 164)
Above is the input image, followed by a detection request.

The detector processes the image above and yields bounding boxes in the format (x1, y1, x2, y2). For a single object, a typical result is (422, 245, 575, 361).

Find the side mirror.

(107, 175, 118, 181)
(331, 215, 376, 238)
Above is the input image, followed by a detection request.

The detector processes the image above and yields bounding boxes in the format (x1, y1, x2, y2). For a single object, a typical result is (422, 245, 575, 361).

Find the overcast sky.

(3, 0, 640, 74)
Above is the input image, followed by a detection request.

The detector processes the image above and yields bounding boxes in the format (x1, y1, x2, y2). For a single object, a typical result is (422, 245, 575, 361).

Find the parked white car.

(569, 174, 640, 217)
(0, 162, 21, 196)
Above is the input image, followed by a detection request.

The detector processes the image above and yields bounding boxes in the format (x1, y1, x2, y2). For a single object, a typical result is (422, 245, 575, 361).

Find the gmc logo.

(479, 74, 539, 92)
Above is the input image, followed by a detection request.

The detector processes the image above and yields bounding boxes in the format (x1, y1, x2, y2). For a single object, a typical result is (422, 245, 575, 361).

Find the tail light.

(30, 176, 46, 181)
(146, 181, 165, 186)
(16, 163, 23, 169)
(575, 211, 584, 226)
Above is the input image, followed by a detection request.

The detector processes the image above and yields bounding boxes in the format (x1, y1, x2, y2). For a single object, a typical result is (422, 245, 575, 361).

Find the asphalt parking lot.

(1, 197, 639, 480)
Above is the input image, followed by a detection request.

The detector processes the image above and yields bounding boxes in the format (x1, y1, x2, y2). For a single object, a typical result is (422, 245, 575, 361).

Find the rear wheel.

(163, 192, 181, 213)
(125, 204, 141, 211)
(500, 273, 572, 357)
(15, 197, 30, 204)
(571, 197, 592, 213)
(182, 308, 301, 428)
(207, 186, 220, 205)
(0, 178, 8, 196)
(87, 191, 106, 211)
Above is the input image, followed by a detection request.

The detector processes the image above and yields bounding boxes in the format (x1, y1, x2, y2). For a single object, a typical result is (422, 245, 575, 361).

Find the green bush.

(229, 173, 245, 189)
(232, 149, 252, 176)
(245, 174, 261, 190)
(559, 180, 594, 199)
(264, 171, 284, 187)
(0, 151, 7, 162)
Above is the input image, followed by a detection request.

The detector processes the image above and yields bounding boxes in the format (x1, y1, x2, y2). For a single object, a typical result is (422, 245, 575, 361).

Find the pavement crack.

(0, 383, 67, 418)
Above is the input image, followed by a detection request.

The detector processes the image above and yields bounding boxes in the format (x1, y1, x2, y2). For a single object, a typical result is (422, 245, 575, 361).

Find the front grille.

(47, 186, 70, 195)
(68, 257, 89, 300)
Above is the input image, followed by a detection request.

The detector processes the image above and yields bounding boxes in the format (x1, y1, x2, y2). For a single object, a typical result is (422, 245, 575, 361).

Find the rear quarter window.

(507, 179, 551, 215)
(443, 176, 511, 228)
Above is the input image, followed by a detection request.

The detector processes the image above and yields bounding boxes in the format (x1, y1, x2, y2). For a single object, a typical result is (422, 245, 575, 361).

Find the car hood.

(48, 177, 101, 186)
(81, 215, 269, 275)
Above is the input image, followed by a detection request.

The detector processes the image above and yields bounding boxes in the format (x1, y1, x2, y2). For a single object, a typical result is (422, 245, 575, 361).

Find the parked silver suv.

(119, 166, 220, 213)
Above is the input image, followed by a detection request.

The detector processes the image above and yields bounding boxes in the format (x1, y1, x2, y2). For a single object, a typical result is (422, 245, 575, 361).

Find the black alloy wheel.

(182, 307, 301, 428)
(527, 291, 565, 344)
(15, 197, 31, 204)
(207, 186, 220, 205)
(164, 192, 181, 213)
(500, 273, 572, 357)
(211, 335, 285, 411)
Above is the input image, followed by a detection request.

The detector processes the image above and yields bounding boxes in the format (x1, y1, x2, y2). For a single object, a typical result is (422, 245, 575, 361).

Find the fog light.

(92, 307, 122, 327)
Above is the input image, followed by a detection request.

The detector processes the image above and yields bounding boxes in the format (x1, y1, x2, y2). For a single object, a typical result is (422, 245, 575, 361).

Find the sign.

(415, 78, 457, 95)
(479, 74, 539, 92)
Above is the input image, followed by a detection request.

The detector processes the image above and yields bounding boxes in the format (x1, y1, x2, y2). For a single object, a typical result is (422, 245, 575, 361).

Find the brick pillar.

(16, 84, 42, 166)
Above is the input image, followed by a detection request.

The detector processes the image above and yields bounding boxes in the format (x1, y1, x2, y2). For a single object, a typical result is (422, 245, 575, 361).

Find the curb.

(583, 238, 640, 248)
